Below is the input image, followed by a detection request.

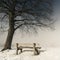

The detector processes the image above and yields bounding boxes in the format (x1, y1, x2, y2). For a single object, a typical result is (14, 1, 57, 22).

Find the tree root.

(1, 48, 11, 51)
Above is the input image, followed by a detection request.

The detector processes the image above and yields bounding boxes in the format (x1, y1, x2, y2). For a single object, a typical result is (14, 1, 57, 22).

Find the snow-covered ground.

(0, 47, 60, 60)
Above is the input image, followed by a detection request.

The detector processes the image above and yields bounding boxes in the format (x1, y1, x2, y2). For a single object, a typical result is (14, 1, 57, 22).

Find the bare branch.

(14, 18, 35, 22)
(14, 24, 23, 31)
(0, 14, 7, 21)
(14, 21, 52, 31)
(0, 0, 54, 31)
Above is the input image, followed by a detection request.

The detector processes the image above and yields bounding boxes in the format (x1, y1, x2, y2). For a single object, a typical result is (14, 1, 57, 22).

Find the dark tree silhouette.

(0, 0, 53, 51)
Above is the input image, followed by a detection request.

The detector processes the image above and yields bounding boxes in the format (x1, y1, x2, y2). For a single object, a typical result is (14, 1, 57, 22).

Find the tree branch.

(14, 21, 51, 31)
(14, 24, 23, 31)
(0, 14, 7, 21)
(14, 18, 33, 22)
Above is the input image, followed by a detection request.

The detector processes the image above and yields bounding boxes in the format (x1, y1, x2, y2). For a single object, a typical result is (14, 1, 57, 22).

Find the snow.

(0, 48, 60, 60)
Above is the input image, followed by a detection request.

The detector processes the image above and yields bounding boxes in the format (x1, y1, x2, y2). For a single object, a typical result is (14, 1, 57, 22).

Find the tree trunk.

(2, 13, 15, 51)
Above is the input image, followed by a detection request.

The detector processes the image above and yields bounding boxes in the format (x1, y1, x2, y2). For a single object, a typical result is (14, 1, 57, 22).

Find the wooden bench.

(16, 43, 41, 55)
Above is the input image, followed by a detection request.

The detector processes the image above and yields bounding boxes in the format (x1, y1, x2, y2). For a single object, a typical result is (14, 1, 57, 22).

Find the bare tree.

(0, 0, 53, 51)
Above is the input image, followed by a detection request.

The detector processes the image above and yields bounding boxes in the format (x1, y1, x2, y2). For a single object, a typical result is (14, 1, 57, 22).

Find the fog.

(0, 0, 60, 48)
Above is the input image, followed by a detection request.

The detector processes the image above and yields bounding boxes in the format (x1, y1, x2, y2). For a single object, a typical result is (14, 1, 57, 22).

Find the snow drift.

(0, 47, 60, 60)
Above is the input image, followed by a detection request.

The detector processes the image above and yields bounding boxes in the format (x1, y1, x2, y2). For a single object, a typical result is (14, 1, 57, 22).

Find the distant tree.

(0, 0, 53, 51)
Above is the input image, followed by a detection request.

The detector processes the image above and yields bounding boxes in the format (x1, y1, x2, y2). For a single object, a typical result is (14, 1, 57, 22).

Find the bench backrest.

(16, 43, 40, 47)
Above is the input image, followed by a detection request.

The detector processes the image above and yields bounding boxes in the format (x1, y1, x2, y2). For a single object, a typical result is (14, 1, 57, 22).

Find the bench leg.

(16, 43, 19, 55)
(33, 43, 39, 55)
(34, 48, 39, 55)
(16, 48, 18, 55)
(20, 49, 22, 53)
